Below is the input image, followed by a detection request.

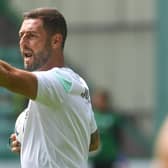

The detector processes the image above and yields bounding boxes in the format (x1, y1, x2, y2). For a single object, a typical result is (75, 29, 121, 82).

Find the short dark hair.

(23, 8, 67, 49)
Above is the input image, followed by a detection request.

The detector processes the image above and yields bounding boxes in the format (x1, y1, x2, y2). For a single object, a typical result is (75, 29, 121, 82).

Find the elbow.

(89, 141, 100, 152)
(89, 130, 100, 152)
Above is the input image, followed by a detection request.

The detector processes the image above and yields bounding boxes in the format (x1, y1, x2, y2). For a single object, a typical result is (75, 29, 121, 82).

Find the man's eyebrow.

(19, 31, 39, 36)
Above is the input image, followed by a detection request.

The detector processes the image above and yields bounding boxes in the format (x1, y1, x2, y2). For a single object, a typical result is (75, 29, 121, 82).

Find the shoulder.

(33, 67, 75, 82)
(34, 67, 90, 96)
(52, 67, 89, 94)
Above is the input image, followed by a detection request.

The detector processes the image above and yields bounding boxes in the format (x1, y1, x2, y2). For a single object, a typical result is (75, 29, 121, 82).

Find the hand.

(9, 133, 21, 153)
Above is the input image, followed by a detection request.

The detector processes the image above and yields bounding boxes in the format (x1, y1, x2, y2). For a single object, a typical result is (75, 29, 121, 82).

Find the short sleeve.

(32, 69, 72, 107)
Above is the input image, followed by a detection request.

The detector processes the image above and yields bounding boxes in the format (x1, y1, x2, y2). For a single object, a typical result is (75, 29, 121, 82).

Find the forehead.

(19, 18, 44, 33)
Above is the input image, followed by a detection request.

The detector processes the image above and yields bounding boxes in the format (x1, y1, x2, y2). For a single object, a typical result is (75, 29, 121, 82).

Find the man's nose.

(19, 35, 28, 46)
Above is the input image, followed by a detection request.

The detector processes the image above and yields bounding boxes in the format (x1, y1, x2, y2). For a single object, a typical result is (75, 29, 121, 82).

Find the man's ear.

(51, 33, 63, 49)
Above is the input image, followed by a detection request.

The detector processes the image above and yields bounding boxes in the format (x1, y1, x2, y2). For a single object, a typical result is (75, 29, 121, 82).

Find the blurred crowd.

(89, 88, 128, 168)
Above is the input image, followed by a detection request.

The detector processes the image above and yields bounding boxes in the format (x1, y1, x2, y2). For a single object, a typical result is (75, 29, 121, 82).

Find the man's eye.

(29, 34, 36, 38)
(19, 33, 38, 41)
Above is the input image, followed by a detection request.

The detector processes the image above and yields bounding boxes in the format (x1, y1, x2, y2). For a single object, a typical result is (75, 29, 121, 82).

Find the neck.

(39, 51, 64, 71)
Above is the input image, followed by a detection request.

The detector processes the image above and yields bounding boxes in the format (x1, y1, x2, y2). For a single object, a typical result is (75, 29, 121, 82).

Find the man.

(2, 8, 99, 168)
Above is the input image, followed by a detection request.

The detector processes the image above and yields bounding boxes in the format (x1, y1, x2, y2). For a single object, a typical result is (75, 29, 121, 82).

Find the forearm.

(0, 60, 13, 86)
(0, 60, 37, 99)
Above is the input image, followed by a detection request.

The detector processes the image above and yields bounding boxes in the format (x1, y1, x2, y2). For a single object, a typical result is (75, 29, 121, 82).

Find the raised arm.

(0, 60, 37, 99)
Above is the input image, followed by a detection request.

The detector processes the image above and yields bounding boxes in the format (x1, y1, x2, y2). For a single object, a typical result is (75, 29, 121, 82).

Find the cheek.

(31, 40, 46, 52)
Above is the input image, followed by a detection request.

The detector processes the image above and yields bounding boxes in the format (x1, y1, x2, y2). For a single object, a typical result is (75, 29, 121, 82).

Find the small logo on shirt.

(81, 88, 90, 102)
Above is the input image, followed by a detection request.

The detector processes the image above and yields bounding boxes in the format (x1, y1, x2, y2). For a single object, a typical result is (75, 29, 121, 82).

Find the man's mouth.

(24, 52, 33, 58)
(23, 52, 34, 66)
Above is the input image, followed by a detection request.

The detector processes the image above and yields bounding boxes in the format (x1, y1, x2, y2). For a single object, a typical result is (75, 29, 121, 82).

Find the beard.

(24, 42, 52, 71)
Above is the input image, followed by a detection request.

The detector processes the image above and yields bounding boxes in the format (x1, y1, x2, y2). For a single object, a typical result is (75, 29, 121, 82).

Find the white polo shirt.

(20, 67, 97, 168)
